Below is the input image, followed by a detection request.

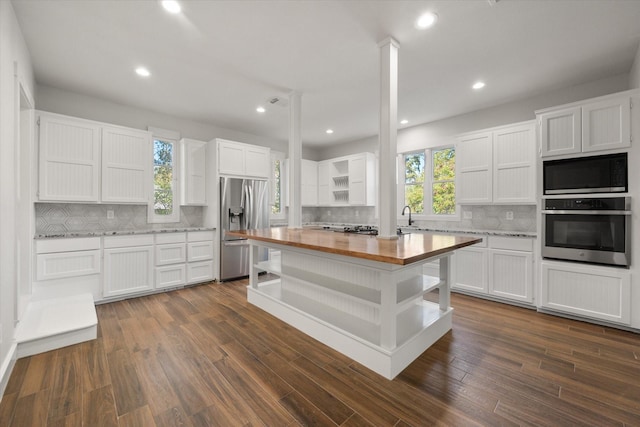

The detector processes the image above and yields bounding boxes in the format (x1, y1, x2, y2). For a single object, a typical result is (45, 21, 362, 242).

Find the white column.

(288, 91, 302, 229)
(377, 37, 400, 240)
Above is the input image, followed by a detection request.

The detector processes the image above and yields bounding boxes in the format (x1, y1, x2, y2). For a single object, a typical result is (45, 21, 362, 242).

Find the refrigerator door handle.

(223, 240, 249, 247)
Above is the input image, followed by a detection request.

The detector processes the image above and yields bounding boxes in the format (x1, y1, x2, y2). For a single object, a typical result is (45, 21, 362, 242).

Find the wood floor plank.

(80, 339, 111, 393)
(4, 358, 29, 395)
(106, 349, 147, 417)
(0, 392, 17, 426)
(18, 350, 57, 397)
(11, 388, 51, 427)
(153, 406, 194, 427)
(83, 384, 118, 427)
(130, 348, 183, 417)
(48, 346, 83, 421)
(47, 411, 82, 427)
(117, 404, 157, 427)
(278, 390, 338, 426)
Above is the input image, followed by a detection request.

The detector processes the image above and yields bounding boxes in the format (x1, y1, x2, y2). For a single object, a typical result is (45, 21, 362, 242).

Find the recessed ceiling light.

(416, 12, 438, 29)
(135, 67, 151, 77)
(400, 119, 409, 125)
(161, 0, 181, 14)
(472, 81, 486, 90)
(256, 106, 266, 113)
(326, 129, 334, 134)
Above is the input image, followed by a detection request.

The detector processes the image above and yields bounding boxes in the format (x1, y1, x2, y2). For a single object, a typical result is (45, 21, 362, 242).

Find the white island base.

(246, 241, 454, 380)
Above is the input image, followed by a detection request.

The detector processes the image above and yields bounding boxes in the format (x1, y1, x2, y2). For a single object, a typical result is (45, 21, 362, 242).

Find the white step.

(16, 293, 97, 358)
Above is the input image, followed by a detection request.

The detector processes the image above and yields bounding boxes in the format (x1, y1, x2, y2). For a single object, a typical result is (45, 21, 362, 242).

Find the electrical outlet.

(107, 209, 115, 219)
(506, 211, 514, 220)
(463, 211, 472, 220)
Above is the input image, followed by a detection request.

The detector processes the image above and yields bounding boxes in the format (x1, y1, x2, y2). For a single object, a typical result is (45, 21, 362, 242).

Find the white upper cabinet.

(492, 122, 536, 204)
(180, 138, 207, 205)
(101, 126, 151, 203)
(456, 131, 493, 204)
(457, 121, 536, 205)
(301, 159, 318, 206)
(317, 161, 331, 206)
(539, 92, 633, 157)
(348, 153, 375, 206)
(38, 113, 101, 202)
(217, 139, 270, 178)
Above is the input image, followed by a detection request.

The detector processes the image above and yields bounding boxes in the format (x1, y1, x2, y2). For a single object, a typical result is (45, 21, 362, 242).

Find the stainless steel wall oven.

(542, 197, 631, 267)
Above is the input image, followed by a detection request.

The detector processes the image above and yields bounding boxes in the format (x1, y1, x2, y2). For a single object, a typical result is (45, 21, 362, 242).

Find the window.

(148, 128, 180, 223)
(270, 151, 286, 220)
(400, 146, 457, 218)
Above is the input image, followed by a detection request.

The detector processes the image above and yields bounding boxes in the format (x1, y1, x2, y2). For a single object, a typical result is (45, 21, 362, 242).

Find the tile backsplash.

(36, 203, 204, 234)
(302, 204, 537, 233)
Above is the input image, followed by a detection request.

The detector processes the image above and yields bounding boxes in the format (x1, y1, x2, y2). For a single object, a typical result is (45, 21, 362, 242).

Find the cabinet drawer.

(37, 249, 101, 281)
(488, 236, 533, 252)
(155, 243, 186, 266)
(155, 232, 186, 244)
(188, 230, 214, 242)
(36, 237, 101, 254)
(187, 261, 214, 284)
(104, 234, 154, 249)
(188, 241, 214, 262)
(156, 264, 186, 289)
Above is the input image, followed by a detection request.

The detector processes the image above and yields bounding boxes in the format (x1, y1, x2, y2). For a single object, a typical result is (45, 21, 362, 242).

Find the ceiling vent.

(267, 96, 289, 108)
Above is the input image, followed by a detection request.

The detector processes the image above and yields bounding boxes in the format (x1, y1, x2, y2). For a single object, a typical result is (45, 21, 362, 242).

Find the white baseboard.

(0, 342, 17, 400)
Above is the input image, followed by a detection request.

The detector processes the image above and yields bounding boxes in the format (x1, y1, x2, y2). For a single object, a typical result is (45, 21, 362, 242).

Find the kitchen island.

(228, 227, 481, 379)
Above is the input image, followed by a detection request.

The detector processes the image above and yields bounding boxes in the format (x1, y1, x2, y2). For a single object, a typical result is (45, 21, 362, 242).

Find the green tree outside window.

(153, 139, 174, 215)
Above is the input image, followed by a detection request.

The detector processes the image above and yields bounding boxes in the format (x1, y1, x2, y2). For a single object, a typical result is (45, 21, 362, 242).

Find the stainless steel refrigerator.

(219, 177, 269, 281)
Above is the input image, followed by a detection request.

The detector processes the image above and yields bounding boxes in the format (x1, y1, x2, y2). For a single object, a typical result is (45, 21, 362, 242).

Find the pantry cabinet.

(457, 121, 536, 205)
(180, 138, 207, 205)
(538, 93, 632, 157)
(38, 113, 101, 202)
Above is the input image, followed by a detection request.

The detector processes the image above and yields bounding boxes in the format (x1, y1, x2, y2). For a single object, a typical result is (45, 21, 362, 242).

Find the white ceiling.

(12, 0, 640, 148)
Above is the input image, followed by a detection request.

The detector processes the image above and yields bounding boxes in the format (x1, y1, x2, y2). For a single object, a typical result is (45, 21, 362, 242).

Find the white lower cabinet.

(155, 233, 187, 289)
(187, 231, 215, 284)
(103, 235, 154, 298)
(540, 261, 630, 325)
(427, 234, 535, 305)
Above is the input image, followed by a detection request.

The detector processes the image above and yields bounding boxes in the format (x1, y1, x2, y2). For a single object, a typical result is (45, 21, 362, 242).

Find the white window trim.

(270, 151, 286, 221)
(398, 145, 460, 222)
(148, 128, 181, 224)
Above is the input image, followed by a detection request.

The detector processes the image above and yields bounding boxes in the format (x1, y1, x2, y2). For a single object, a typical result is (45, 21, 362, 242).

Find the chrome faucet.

(401, 205, 413, 226)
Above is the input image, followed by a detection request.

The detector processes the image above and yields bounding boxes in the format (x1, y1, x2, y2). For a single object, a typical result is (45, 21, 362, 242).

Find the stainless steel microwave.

(543, 153, 627, 195)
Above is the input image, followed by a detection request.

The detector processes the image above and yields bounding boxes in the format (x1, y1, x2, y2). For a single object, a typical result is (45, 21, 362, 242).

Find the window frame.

(270, 151, 286, 221)
(398, 144, 460, 222)
(148, 128, 180, 224)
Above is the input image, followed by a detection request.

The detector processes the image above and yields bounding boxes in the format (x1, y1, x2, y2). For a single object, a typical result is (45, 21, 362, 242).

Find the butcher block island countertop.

(227, 227, 481, 265)
(229, 227, 482, 379)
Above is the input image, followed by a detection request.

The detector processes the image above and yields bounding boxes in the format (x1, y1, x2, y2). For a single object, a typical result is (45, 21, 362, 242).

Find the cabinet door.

(180, 139, 207, 205)
(582, 97, 631, 153)
(453, 247, 487, 293)
(488, 249, 533, 303)
(457, 132, 493, 204)
(539, 107, 581, 157)
(348, 155, 366, 205)
(38, 114, 100, 202)
(493, 123, 536, 204)
(218, 141, 245, 176)
(103, 246, 154, 297)
(101, 126, 151, 203)
(301, 159, 318, 206)
(245, 145, 270, 178)
(541, 261, 630, 325)
(317, 161, 331, 206)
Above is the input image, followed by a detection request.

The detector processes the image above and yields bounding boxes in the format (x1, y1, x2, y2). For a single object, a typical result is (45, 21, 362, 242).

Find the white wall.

(35, 85, 320, 160)
(317, 73, 630, 159)
(0, 0, 35, 395)
(630, 42, 640, 89)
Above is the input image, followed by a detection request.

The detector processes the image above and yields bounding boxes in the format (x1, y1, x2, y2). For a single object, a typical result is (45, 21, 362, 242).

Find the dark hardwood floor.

(1, 279, 640, 426)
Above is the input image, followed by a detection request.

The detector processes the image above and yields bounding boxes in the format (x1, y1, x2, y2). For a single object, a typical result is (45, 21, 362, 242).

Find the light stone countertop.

(300, 223, 537, 238)
(35, 227, 216, 240)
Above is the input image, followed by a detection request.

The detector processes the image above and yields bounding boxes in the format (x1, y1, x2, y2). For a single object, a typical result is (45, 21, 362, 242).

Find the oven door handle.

(541, 210, 632, 215)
